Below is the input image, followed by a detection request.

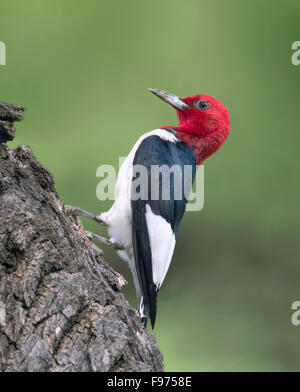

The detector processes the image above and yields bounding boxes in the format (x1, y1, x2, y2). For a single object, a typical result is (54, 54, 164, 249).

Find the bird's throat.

(162, 127, 225, 164)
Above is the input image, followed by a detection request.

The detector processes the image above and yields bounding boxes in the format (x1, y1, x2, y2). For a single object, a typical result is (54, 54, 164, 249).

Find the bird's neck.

(161, 127, 225, 164)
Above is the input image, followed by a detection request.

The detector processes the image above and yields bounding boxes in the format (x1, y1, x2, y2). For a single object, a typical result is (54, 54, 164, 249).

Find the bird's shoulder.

(133, 129, 196, 168)
(131, 129, 197, 235)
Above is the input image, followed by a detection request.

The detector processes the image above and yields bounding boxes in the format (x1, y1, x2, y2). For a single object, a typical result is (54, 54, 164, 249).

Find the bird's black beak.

(148, 88, 189, 111)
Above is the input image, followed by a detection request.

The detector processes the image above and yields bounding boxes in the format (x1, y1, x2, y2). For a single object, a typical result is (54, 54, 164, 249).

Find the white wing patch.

(145, 204, 176, 289)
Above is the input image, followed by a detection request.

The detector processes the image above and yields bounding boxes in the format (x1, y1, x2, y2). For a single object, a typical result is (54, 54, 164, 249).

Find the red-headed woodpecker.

(68, 89, 230, 329)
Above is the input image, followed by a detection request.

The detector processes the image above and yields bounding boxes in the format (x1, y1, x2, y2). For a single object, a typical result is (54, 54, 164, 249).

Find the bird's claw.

(85, 231, 124, 251)
(107, 238, 124, 250)
(65, 205, 107, 226)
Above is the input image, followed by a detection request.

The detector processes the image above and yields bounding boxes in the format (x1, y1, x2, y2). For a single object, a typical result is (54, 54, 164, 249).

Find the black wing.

(131, 135, 196, 328)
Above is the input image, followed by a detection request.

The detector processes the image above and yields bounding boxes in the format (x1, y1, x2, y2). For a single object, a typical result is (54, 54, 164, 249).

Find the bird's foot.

(140, 316, 148, 328)
(65, 205, 107, 226)
(85, 231, 124, 250)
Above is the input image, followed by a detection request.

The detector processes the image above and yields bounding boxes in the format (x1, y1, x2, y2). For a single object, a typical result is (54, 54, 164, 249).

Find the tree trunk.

(0, 102, 164, 372)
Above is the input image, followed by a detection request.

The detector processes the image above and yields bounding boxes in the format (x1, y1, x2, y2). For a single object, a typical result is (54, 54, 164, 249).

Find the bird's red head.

(149, 89, 230, 164)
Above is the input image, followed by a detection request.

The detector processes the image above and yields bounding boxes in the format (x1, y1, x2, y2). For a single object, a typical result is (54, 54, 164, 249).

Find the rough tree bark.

(0, 102, 164, 372)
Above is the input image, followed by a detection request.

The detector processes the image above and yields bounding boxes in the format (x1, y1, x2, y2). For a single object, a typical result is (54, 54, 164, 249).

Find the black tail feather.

(132, 209, 158, 329)
(149, 285, 157, 329)
(140, 288, 157, 329)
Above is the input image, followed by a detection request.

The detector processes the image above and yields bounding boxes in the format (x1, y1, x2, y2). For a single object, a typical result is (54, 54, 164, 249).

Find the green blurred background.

(1, 0, 300, 371)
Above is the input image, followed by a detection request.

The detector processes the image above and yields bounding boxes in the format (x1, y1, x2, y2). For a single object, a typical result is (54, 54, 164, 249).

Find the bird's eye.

(195, 100, 210, 111)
